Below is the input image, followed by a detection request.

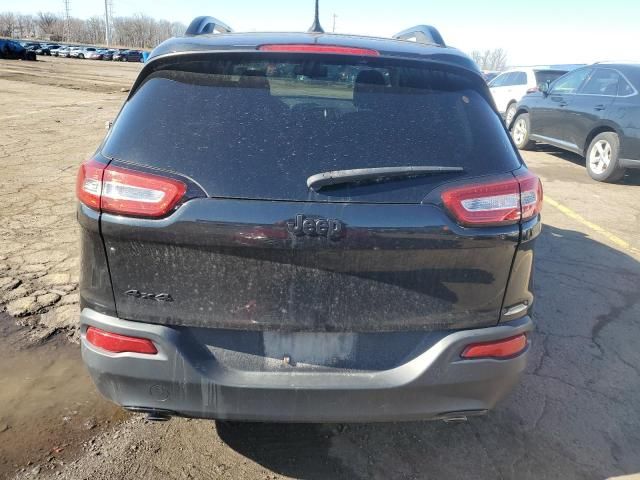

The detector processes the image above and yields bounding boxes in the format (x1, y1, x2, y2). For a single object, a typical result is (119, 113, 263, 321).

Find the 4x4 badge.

(125, 290, 174, 302)
(286, 214, 345, 239)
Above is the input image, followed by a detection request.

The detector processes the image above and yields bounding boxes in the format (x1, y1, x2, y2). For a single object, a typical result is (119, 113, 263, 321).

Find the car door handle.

(559, 102, 568, 107)
(594, 104, 606, 111)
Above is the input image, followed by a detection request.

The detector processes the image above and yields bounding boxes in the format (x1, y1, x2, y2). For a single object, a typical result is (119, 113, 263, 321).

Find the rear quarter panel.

(610, 98, 640, 160)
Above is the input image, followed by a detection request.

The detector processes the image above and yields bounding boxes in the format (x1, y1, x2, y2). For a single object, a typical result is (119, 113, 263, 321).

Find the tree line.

(0, 11, 509, 68)
(471, 49, 509, 72)
(0, 11, 186, 49)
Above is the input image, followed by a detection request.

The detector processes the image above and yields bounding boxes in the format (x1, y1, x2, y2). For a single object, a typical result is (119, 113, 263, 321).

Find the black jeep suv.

(77, 16, 542, 423)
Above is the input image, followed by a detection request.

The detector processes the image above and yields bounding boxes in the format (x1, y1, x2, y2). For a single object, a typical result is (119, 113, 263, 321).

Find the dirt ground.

(1, 56, 640, 480)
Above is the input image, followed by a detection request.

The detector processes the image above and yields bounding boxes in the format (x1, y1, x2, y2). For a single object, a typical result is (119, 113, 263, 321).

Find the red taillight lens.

(441, 172, 542, 227)
(76, 159, 105, 211)
(461, 334, 527, 359)
(101, 165, 186, 218)
(258, 44, 380, 56)
(526, 86, 539, 94)
(85, 327, 158, 354)
(516, 171, 543, 221)
(76, 159, 187, 218)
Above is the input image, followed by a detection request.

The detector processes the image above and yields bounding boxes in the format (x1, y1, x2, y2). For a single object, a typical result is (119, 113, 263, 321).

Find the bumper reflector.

(461, 334, 527, 359)
(86, 327, 158, 355)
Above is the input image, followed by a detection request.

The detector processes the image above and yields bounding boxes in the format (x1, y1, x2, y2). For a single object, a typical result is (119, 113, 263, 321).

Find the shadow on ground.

(532, 144, 640, 186)
(215, 223, 640, 480)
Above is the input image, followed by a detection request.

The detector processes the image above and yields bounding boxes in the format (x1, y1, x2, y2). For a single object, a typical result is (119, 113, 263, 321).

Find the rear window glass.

(103, 55, 520, 202)
(618, 77, 635, 96)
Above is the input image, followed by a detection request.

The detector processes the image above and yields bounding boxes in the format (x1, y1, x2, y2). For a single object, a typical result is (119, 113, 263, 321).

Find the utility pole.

(63, 0, 71, 42)
(104, 0, 111, 46)
(332, 13, 337, 33)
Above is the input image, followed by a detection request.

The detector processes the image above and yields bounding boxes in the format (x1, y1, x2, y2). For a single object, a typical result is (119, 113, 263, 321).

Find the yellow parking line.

(545, 196, 639, 255)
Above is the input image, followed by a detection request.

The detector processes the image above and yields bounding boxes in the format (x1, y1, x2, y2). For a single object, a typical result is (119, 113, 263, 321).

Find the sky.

(6, 0, 640, 66)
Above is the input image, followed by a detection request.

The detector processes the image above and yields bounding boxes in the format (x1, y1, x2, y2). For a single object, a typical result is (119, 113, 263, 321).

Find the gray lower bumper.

(620, 158, 640, 169)
(80, 309, 533, 423)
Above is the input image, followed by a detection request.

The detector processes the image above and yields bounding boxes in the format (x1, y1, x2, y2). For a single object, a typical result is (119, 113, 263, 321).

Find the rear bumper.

(80, 309, 533, 423)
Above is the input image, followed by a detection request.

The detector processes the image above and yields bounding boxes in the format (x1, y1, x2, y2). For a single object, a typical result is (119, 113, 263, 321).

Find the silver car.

(69, 47, 84, 58)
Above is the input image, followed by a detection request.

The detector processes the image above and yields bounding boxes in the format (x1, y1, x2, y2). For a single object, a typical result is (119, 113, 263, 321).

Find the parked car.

(86, 49, 106, 60)
(56, 46, 72, 58)
(112, 49, 142, 62)
(489, 67, 570, 125)
(50, 45, 63, 56)
(510, 63, 640, 182)
(101, 49, 117, 61)
(36, 44, 57, 55)
(77, 17, 541, 423)
(0, 38, 37, 60)
(75, 47, 97, 59)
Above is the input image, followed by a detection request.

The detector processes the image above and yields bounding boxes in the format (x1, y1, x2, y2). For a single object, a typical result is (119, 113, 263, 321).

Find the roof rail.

(392, 25, 446, 47)
(185, 16, 233, 36)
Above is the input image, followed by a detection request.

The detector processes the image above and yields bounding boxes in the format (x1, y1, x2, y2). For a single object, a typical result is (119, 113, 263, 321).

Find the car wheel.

(78, 54, 84, 59)
(511, 113, 535, 150)
(123, 57, 128, 62)
(586, 132, 626, 183)
(505, 103, 517, 126)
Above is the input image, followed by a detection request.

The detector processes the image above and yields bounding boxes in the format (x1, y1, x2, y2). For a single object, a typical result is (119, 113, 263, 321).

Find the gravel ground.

(0, 56, 140, 343)
(1, 56, 640, 480)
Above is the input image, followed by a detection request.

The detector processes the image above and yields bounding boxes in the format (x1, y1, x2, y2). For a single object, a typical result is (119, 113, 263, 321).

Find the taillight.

(441, 172, 542, 227)
(461, 334, 527, 359)
(258, 44, 380, 56)
(76, 159, 187, 218)
(526, 86, 539, 94)
(85, 326, 158, 354)
(516, 171, 543, 221)
(76, 159, 104, 210)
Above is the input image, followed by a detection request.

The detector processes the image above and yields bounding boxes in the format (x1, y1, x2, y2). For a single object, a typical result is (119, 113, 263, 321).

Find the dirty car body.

(77, 21, 542, 422)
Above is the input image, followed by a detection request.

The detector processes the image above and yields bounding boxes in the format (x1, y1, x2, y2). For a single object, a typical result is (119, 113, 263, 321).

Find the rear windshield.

(103, 55, 520, 203)
(534, 70, 567, 87)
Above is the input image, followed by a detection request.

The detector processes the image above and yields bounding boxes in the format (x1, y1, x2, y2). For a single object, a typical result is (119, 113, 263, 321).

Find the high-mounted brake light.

(76, 159, 187, 218)
(258, 44, 380, 56)
(441, 172, 542, 227)
(461, 334, 527, 359)
(86, 326, 158, 354)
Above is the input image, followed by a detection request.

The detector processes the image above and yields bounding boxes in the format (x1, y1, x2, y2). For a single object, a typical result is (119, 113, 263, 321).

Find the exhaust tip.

(124, 406, 175, 421)
(146, 412, 171, 422)
(442, 415, 468, 424)
(440, 409, 488, 423)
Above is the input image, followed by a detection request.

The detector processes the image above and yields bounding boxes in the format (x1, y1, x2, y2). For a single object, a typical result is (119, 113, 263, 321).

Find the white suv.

(488, 67, 569, 125)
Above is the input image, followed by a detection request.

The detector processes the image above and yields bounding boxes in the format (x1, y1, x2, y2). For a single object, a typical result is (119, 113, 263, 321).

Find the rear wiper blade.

(307, 166, 464, 191)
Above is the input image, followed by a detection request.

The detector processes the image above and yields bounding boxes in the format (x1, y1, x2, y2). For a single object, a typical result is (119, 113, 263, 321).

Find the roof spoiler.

(392, 25, 446, 47)
(185, 16, 233, 36)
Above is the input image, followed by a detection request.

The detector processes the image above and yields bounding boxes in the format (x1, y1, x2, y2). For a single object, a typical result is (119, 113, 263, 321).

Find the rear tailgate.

(98, 52, 524, 331)
(101, 198, 520, 331)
